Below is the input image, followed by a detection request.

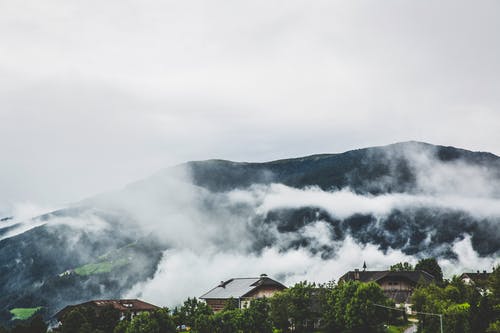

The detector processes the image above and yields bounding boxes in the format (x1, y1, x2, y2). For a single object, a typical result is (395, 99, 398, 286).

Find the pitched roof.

(339, 270, 435, 284)
(53, 299, 159, 320)
(460, 272, 491, 284)
(200, 276, 286, 299)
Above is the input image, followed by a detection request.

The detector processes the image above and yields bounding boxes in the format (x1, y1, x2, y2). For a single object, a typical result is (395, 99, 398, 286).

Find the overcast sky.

(1, 0, 499, 211)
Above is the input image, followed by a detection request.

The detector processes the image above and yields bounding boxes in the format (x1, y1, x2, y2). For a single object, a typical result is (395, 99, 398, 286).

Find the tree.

(194, 313, 215, 333)
(125, 312, 160, 333)
(119, 309, 176, 333)
(489, 265, 500, 305)
(62, 308, 90, 333)
(242, 298, 272, 333)
(344, 282, 390, 333)
(95, 305, 121, 332)
(286, 281, 318, 332)
(321, 281, 392, 333)
(269, 281, 318, 333)
(174, 297, 212, 328)
(331, 281, 360, 330)
(212, 308, 243, 333)
(486, 320, 500, 333)
(270, 289, 291, 332)
(28, 314, 48, 333)
(151, 308, 175, 333)
(113, 320, 129, 333)
(173, 298, 213, 332)
(390, 262, 414, 271)
(444, 303, 470, 333)
(415, 258, 443, 283)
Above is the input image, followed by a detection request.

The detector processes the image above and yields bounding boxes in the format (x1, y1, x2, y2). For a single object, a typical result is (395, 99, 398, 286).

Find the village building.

(460, 270, 491, 295)
(200, 274, 286, 312)
(53, 299, 160, 324)
(460, 270, 491, 287)
(339, 267, 435, 312)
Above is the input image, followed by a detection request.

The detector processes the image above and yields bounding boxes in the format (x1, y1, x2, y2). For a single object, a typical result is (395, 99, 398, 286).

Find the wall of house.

(461, 276, 472, 285)
(378, 278, 414, 291)
(247, 285, 283, 298)
(240, 286, 284, 308)
(205, 299, 229, 312)
(204, 286, 284, 312)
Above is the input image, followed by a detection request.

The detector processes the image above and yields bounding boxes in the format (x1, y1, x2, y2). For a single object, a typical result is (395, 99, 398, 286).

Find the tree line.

(1, 261, 498, 333)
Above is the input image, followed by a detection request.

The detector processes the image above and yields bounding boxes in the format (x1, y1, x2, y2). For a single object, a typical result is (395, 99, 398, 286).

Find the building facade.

(200, 274, 286, 312)
(339, 269, 435, 309)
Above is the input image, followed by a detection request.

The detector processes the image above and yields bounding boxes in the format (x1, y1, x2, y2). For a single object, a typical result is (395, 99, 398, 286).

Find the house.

(53, 299, 160, 323)
(460, 271, 491, 287)
(200, 274, 286, 312)
(339, 268, 435, 309)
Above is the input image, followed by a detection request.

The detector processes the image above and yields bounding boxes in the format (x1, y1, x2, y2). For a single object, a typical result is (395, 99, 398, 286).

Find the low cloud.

(2, 143, 499, 311)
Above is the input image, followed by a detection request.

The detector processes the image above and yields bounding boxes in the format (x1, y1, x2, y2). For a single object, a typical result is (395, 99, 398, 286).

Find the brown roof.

(54, 299, 159, 320)
(339, 270, 435, 285)
(460, 272, 491, 284)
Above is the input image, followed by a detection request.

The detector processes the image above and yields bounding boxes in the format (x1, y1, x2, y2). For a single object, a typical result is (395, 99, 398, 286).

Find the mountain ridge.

(0, 141, 499, 325)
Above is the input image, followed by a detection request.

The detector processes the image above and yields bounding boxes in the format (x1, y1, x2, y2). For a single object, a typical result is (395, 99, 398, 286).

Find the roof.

(200, 276, 286, 299)
(339, 270, 435, 285)
(54, 299, 159, 320)
(460, 272, 491, 284)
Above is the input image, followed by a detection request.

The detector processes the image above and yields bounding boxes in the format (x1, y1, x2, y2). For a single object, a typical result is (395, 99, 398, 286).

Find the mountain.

(186, 141, 500, 193)
(0, 141, 499, 325)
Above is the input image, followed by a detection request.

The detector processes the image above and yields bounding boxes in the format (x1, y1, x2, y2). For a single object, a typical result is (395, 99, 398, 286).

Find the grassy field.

(9, 307, 42, 320)
(74, 258, 129, 276)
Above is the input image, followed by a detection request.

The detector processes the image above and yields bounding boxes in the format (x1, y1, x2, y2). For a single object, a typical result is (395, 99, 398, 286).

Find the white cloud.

(126, 233, 499, 308)
(229, 184, 500, 220)
(1, 0, 500, 206)
(125, 236, 415, 307)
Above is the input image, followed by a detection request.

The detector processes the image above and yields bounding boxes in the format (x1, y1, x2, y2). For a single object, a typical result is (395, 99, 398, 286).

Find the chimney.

(260, 273, 268, 278)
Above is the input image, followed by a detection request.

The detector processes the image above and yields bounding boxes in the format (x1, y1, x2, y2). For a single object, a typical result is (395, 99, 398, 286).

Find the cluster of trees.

(390, 258, 444, 284)
(1, 259, 498, 333)
(411, 265, 500, 333)
(170, 281, 397, 333)
(53, 306, 175, 333)
(0, 315, 47, 333)
(35, 280, 396, 333)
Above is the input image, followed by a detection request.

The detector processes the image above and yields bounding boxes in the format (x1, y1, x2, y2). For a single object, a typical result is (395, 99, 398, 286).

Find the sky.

(1, 0, 500, 212)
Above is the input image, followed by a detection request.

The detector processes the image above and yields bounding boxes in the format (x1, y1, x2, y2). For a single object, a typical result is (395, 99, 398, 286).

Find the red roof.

(88, 299, 159, 311)
(54, 299, 159, 320)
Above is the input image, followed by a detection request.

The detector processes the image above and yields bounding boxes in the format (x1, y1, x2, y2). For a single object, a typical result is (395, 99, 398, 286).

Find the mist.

(117, 145, 500, 307)
(1, 143, 499, 313)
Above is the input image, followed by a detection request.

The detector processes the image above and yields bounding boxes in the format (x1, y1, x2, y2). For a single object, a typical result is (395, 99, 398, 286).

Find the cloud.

(125, 235, 416, 307)
(126, 232, 498, 309)
(2, 146, 499, 311)
(118, 150, 500, 306)
(1, 0, 500, 206)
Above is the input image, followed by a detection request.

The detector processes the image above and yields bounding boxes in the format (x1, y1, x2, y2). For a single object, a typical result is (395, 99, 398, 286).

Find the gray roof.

(200, 276, 286, 299)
